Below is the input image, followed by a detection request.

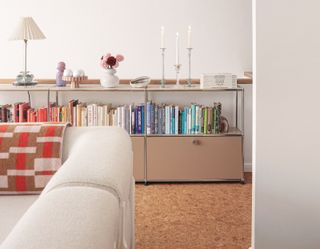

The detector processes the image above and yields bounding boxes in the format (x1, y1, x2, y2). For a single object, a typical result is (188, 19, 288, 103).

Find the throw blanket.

(0, 123, 69, 194)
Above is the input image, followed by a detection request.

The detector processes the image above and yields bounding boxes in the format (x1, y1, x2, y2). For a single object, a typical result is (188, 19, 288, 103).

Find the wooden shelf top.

(0, 77, 252, 86)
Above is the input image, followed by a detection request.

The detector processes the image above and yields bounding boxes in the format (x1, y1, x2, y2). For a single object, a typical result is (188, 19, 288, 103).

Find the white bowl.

(130, 76, 150, 88)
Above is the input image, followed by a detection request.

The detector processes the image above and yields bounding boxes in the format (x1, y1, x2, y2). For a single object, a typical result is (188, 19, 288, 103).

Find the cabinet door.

(131, 137, 144, 181)
(147, 136, 243, 181)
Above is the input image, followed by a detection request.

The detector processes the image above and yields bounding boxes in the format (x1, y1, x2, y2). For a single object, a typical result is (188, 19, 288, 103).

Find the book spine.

(155, 105, 158, 135)
(129, 105, 132, 134)
(150, 103, 155, 134)
(137, 106, 142, 134)
(204, 107, 208, 134)
(175, 106, 179, 135)
(141, 104, 145, 134)
(146, 102, 151, 134)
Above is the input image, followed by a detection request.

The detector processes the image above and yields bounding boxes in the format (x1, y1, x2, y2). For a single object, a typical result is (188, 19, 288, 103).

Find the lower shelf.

(132, 136, 244, 182)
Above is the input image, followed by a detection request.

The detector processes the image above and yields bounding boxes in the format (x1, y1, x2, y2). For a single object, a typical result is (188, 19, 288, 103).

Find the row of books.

(146, 102, 222, 134)
(0, 101, 225, 135)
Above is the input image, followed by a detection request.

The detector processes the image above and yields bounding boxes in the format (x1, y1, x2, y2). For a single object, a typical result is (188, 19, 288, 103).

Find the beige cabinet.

(131, 137, 144, 181)
(146, 136, 243, 181)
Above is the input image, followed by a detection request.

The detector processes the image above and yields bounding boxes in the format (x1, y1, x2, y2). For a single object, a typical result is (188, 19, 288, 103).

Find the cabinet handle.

(192, 139, 201, 145)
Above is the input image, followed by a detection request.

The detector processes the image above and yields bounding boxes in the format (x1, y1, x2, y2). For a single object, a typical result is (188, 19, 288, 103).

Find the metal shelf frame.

(0, 84, 245, 184)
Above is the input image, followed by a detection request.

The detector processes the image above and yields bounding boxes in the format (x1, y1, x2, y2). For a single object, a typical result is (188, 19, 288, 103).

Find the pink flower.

(116, 54, 124, 62)
(114, 61, 119, 68)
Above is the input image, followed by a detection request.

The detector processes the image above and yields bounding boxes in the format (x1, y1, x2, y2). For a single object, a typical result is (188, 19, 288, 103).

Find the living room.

(0, 1, 319, 249)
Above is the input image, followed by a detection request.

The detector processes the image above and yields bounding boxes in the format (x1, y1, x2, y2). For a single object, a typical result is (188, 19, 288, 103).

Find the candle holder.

(174, 64, 182, 87)
(187, 47, 193, 87)
(160, 47, 166, 88)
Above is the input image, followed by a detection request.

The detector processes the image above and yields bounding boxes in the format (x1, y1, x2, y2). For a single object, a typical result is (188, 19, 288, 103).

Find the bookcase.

(0, 84, 245, 184)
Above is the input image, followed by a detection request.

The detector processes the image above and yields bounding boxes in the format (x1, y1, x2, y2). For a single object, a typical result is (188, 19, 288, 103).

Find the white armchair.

(0, 127, 135, 249)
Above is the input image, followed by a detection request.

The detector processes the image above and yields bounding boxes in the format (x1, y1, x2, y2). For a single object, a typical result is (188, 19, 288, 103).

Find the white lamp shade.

(9, 17, 46, 41)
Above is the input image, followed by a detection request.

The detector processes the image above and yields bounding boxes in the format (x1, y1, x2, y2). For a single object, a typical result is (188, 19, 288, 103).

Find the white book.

(92, 104, 98, 126)
(87, 105, 92, 126)
(81, 108, 87, 127)
(121, 106, 125, 129)
(129, 105, 132, 134)
(117, 107, 121, 127)
(187, 108, 191, 134)
(97, 105, 103, 126)
(126, 106, 130, 133)
(113, 109, 117, 126)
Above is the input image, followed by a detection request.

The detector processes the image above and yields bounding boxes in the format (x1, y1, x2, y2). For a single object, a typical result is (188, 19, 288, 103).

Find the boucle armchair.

(0, 127, 135, 249)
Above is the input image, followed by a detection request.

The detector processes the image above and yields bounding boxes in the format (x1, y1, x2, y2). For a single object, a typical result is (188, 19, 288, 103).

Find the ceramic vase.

(100, 68, 119, 88)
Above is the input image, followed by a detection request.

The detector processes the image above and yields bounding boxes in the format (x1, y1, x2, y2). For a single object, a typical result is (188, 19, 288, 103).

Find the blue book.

(150, 103, 154, 134)
(172, 106, 175, 134)
(158, 107, 162, 134)
(184, 107, 188, 134)
(155, 105, 158, 134)
(136, 106, 141, 134)
(146, 102, 151, 134)
(181, 110, 185, 134)
(191, 104, 196, 134)
(141, 105, 145, 134)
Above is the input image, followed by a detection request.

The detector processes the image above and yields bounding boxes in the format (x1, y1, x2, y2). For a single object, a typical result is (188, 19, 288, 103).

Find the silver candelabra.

(187, 47, 193, 87)
(160, 48, 166, 88)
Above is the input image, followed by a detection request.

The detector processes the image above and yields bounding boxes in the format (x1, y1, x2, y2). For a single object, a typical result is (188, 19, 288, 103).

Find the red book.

(1, 105, 8, 122)
(19, 103, 30, 123)
(38, 108, 48, 122)
(13, 103, 22, 122)
(27, 108, 37, 123)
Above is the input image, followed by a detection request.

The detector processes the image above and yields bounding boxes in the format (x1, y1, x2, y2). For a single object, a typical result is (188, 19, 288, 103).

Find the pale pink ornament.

(116, 54, 124, 62)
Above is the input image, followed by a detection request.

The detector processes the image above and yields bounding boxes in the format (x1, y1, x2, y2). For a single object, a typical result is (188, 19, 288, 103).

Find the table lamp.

(9, 17, 46, 86)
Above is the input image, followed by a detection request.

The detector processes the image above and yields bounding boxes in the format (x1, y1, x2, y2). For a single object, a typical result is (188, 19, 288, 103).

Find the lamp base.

(13, 81, 38, 86)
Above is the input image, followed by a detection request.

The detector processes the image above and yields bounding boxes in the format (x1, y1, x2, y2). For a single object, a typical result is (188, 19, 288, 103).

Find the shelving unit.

(0, 83, 245, 184)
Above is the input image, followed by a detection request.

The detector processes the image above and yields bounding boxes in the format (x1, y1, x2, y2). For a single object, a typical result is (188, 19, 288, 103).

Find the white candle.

(160, 26, 165, 48)
(175, 32, 180, 64)
(187, 25, 192, 48)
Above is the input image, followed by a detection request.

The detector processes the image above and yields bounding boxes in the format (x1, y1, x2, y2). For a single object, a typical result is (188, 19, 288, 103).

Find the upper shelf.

(0, 83, 244, 92)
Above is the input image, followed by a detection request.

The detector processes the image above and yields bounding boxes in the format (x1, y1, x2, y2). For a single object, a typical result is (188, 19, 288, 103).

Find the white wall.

(0, 0, 251, 78)
(0, 0, 252, 169)
(254, 0, 320, 248)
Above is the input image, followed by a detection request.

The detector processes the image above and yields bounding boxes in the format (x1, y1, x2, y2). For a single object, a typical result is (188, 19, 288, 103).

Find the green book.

(204, 107, 208, 134)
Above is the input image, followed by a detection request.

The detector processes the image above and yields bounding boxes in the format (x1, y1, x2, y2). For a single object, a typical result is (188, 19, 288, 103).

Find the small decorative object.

(130, 76, 151, 88)
(56, 62, 66, 87)
(15, 71, 35, 86)
(72, 69, 85, 77)
(9, 17, 46, 86)
(220, 116, 229, 133)
(200, 73, 237, 89)
(63, 69, 73, 77)
(160, 26, 166, 88)
(63, 69, 87, 88)
(100, 53, 124, 88)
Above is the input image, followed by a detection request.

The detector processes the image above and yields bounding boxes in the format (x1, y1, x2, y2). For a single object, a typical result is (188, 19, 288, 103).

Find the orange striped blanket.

(0, 123, 69, 194)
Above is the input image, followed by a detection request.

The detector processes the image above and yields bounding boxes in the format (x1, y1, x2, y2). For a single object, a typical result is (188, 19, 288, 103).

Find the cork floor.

(135, 173, 252, 249)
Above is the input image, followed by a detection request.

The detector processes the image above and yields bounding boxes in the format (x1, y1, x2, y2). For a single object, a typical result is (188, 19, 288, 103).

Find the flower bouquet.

(100, 53, 125, 88)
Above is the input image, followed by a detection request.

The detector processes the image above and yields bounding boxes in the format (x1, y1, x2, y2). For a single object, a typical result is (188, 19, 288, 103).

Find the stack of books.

(0, 100, 224, 135)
